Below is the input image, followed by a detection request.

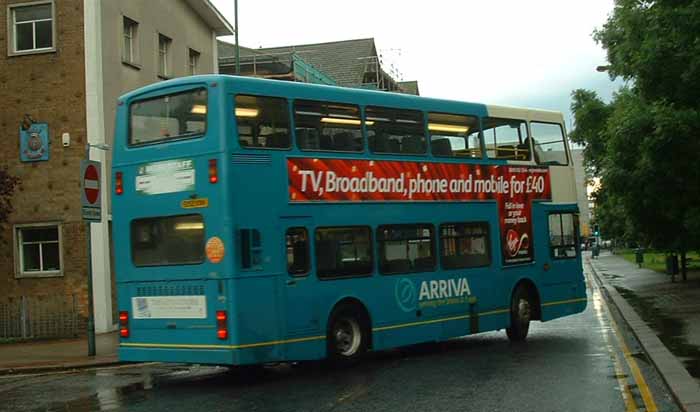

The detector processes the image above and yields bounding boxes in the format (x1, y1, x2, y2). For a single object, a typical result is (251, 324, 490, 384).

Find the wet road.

(0, 266, 682, 412)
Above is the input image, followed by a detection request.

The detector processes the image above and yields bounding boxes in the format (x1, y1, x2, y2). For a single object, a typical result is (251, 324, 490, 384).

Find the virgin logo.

(506, 229, 529, 257)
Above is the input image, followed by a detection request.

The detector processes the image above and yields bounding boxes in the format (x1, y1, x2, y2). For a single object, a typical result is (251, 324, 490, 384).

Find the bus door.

(539, 206, 583, 307)
(282, 220, 319, 338)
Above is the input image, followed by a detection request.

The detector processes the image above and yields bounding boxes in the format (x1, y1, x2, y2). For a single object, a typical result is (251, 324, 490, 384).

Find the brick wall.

(0, 0, 90, 318)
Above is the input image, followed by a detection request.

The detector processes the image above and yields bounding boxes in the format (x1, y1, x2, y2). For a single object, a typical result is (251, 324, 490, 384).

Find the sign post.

(81, 159, 101, 357)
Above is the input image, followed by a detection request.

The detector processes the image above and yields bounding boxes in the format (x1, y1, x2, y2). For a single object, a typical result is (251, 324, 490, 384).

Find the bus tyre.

(327, 306, 368, 363)
(506, 286, 532, 342)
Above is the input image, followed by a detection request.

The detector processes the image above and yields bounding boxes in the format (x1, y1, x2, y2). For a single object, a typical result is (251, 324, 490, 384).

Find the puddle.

(615, 286, 700, 378)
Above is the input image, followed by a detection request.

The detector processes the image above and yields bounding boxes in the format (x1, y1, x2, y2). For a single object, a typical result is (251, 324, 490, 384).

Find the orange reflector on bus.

(206, 236, 225, 264)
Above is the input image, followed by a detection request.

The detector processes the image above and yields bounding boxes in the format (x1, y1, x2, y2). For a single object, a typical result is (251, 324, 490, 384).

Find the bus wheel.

(327, 306, 368, 361)
(506, 286, 532, 342)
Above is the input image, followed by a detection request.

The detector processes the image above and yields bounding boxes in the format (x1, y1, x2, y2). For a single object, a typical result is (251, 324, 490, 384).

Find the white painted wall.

(84, 0, 114, 333)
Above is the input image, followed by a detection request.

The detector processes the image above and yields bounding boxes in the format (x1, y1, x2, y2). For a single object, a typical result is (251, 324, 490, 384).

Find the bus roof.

(119, 74, 565, 123)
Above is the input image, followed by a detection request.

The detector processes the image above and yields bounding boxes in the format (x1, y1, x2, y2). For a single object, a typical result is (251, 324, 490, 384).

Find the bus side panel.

(232, 275, 286, 364)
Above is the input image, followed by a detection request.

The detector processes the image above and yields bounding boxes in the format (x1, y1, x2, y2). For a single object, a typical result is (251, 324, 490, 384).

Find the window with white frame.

(158, 33, 172, 78)
(15, 224, 62, 277)
(188, 48, 200, 75)
(122, 16, 138, 65)
(9, 2, 54, 54)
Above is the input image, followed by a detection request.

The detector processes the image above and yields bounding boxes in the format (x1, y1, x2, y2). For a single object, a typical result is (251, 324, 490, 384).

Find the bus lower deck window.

(440, 222, 491, 269)
(286, 227, 309, 275)
(378, 224, 435, 274)
(315, 227, 372, 278)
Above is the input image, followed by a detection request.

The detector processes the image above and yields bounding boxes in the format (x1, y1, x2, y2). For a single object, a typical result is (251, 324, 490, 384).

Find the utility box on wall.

(19, 123, 50, 162)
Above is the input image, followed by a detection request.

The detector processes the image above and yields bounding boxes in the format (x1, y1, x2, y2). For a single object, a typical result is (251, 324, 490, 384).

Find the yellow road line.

(588, 261, 657, 412)
(606, 304, 658, 412)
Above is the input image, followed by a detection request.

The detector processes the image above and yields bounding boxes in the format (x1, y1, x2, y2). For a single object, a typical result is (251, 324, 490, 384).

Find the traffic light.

(593, 224, 600, 236)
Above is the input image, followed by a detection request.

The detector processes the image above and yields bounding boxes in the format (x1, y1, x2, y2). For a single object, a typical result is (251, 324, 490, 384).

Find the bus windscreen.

(129, 88, 207, 146)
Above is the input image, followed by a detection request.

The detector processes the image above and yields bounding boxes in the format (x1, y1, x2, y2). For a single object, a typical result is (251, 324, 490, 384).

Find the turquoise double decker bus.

(113, 75, 586, 365)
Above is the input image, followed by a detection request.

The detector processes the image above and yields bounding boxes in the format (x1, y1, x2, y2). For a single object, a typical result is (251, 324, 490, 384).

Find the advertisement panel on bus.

(287, 158, 551, 265)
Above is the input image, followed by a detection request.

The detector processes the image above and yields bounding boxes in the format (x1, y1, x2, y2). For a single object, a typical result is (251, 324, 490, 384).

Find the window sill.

(15, 271, 63, 279)
(122, 60, 141, 70)
(8, 47, 56, 57)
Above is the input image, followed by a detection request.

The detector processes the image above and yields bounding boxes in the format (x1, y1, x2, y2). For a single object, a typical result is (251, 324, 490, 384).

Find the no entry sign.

(81, 160, 101, 221)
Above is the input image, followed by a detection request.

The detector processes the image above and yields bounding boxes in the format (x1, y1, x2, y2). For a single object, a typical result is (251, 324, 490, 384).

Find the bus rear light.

(216, 310, 228, 340)
(115, 172, 124, 195)
(119, 311, 129, 338)
(208, 159, 218, 184)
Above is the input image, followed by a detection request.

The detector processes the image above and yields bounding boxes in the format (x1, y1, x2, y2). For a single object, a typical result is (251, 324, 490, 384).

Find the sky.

(211, 0, 623, 129)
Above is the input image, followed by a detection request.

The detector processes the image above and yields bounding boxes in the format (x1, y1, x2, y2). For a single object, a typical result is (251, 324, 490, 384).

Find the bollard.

(635, 248, 644, 268)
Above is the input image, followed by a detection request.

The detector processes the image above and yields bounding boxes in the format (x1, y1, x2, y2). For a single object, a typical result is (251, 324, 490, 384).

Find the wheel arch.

(511, 278, 542, 321)
(326, 296, 373, 350)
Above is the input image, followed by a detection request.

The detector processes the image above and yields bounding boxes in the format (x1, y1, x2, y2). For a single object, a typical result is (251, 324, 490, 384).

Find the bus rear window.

(131, 214, 205, 266)
(130, 88, 207, 146)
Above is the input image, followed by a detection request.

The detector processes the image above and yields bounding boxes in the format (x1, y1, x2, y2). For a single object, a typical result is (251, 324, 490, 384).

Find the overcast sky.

(211, 0, 622, 128)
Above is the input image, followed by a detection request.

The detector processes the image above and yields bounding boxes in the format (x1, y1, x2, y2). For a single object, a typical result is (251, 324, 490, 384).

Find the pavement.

(588, 250, 700, 412)
(0, 331, 119, 375)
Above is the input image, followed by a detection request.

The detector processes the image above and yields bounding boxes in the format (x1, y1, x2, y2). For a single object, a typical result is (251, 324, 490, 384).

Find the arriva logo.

(419, 277, 471, 301)
(395, 278, 417, 312)
(395, 277, 472, 311)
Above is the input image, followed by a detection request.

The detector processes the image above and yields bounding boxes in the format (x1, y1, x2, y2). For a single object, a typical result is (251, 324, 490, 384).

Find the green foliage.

(594, 0, 700, 106)
(570, 1, 700, 260)
(0, 167, 20, 226)
(569, 89, 612, 175)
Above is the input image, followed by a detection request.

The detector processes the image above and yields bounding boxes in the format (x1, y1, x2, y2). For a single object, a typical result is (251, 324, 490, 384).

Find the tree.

(571, 0, 700, 278)
(0, 167, 20, 227)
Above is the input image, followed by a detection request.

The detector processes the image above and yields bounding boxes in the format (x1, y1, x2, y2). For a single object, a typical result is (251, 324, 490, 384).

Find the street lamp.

(234, 0, 240, 75)
(596, 65, 610, 72)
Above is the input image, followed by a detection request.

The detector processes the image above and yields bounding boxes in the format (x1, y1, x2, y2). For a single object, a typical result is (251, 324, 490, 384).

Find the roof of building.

(219, 38, 378, 87)
(185, 0, 234, 36)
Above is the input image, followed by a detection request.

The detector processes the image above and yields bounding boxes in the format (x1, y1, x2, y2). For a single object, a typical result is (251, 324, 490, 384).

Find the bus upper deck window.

(366, 106, 426, 155)
(235, 95, 290, 149)
(129, 88, 207, 146)
(529, 122, 568, 165)
(482, 118, 530, 161)
(294, 100, 363, 152)
(428, 112, 482, 158)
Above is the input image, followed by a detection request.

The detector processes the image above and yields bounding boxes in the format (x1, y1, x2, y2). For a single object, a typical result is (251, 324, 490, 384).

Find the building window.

(15, 224, 62, 277)
(158, 33, 172, 78)
(122, 16, 138, 65)
(188, 48, 200, 75)
(9, 2, 54, 54)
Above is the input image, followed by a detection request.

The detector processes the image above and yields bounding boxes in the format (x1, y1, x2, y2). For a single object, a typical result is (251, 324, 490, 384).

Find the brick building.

(0, 0, 232, 337)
